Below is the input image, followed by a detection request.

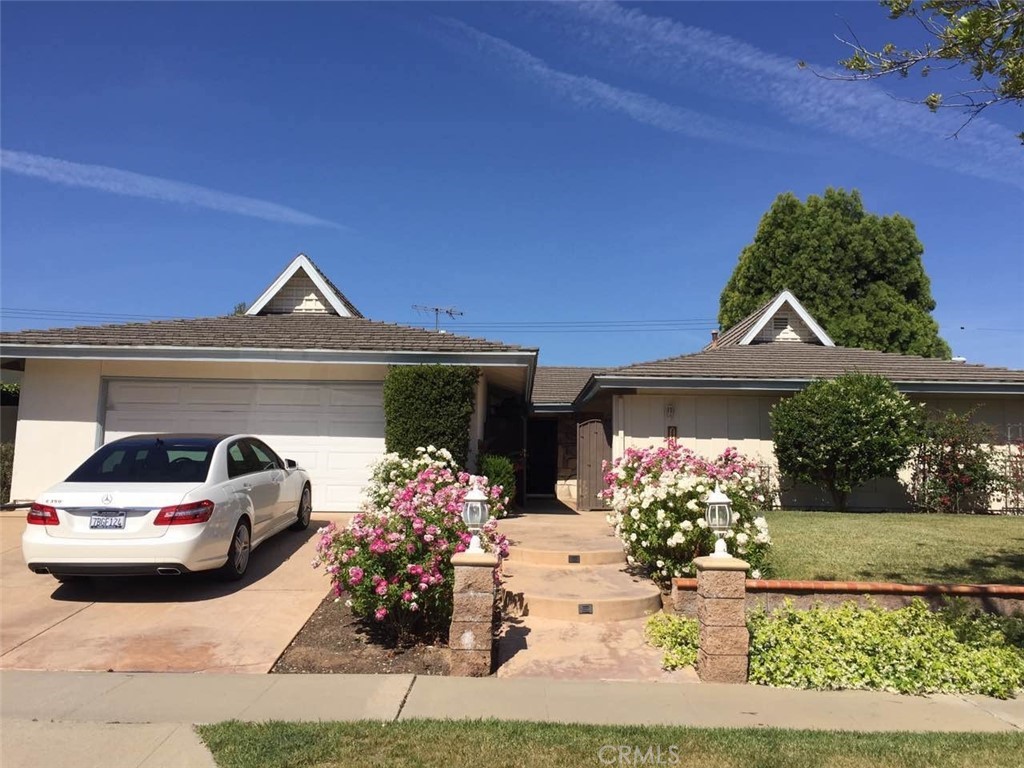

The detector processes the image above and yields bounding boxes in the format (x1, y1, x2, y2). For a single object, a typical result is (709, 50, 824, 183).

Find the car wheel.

(219, 519, 251, 581)
(290, 485, 312, 531)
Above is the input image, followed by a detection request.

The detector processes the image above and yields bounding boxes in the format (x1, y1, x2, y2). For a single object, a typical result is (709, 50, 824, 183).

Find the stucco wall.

(11, 359, 104, 501)
(615, 390, 1024, 512)
(9, 358, 392, 501)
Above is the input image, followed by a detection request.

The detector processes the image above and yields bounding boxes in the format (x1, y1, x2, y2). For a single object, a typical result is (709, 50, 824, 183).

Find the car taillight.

(27, 503, 60, 525)
(154, 500, 215, 525)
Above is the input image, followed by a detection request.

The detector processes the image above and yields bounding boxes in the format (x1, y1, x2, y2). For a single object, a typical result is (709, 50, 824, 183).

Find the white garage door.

(104, 379, 385, 511)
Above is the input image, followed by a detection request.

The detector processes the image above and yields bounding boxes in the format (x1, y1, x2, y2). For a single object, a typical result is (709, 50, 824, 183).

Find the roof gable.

(246, 254, 363, 318)
(711, 290, 833, 349)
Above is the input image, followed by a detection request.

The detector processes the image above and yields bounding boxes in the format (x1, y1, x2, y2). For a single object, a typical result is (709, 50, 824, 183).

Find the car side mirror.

(285, 459, 297, 470)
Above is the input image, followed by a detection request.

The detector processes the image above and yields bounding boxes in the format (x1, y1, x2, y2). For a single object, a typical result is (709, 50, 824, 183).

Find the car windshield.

(66, 437, 217, 483)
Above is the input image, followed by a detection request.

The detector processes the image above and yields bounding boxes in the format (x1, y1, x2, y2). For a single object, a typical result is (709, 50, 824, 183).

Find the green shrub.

(770, 373, 919, 511)
(478, 454, 516, 506)
(748, 599, 1024, 698)
(0, 442, 13, 505)
(383, 365, 480, 469)
(646, 613, 699, 670)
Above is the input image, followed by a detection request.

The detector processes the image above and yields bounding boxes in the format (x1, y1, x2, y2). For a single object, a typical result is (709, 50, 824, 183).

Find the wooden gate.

(577, 419, 612, 511)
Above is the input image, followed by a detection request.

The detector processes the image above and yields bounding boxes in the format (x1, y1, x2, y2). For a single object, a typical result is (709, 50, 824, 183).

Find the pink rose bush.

(315, 448, 508, 640)
(603, 442, 774, 584)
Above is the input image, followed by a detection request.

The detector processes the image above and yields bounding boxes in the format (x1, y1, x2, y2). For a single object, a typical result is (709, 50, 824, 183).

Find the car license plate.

(89, 510, 126, 529)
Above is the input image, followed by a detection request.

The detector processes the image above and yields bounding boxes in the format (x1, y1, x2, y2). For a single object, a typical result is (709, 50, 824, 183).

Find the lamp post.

(704, 483, 733, 558)
(461, 485, 491, 554)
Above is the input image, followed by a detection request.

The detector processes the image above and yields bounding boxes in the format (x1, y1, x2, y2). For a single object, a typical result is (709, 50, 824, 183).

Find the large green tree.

(719, 188, 951, 358)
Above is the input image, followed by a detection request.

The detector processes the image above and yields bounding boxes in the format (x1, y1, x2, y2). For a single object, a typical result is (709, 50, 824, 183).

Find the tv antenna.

(412, 304, 464, 332)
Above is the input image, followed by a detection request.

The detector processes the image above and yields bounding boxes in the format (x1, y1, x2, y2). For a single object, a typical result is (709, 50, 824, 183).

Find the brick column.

(448, 551, 500, 677)
(694, 555, 749, 684)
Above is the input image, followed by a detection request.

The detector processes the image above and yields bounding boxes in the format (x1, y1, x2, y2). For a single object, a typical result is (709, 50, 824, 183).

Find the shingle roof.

(708, 294, 778, 349)
(532, 366, 600, 405)
(606, 343, 1024, 384)
(304, 256, 364, 318)
(0, 314, 533, 354)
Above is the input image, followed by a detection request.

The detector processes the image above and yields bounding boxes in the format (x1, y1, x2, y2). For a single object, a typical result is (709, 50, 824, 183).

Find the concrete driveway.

(0, 511, 348, 673)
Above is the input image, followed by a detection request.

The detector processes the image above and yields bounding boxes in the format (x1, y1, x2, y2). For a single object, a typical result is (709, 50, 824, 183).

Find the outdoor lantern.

(461, 485, 490, 553)
(704, 483, 733, 558)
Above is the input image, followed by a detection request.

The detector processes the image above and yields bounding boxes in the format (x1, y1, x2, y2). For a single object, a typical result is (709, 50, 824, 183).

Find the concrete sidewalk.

(2, 671, 1021, 767)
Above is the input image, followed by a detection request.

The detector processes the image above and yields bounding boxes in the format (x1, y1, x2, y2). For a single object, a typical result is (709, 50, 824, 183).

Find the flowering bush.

(315, 448, 508, 641)
(906, 410, 1001, 514)
(364, 446, 511, 518)
(603, 442, 773, 583)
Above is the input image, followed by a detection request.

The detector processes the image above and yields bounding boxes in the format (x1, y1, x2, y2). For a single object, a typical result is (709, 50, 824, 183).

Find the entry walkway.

(495, 504, 685, 681)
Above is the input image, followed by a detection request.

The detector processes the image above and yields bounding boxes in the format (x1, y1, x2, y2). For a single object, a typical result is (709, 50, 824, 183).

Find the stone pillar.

(694, 555, 749, 684)
(448, 551, 500, 677)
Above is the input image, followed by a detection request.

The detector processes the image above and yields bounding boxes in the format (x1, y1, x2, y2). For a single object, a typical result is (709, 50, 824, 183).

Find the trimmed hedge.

(479, 454, 516, 506)
(0, 442, 12, 504)
(383, 365, 480, 469)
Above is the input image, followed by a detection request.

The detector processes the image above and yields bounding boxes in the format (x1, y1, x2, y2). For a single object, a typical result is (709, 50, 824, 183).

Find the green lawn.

(196, 720, 1024, 768)
(765, 511, 1024, 585)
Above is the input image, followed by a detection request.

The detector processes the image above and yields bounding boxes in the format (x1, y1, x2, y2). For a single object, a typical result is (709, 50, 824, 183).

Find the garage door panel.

(328, 387, 382, 407)
(256, 385, 327, 407)
(108, 382, 183, 406)
(104, 379, 385, 511)
(184, 384, 257, 406)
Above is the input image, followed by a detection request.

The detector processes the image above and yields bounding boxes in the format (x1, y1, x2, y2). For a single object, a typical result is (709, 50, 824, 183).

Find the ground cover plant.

(603, 443, 774, 582)
(747, 600, 1024, 698)
(645, 613, 699, 670)
(197, 720, 1024, 768)
(764, 510, 1024, 585)
(314, 447, 507, 642)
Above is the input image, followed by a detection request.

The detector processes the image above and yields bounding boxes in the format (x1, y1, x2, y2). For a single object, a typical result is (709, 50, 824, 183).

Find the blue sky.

(2, 2, 1022, 368)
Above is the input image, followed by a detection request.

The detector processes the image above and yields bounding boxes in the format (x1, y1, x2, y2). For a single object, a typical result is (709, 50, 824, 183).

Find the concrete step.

(499, 512, 625, 567)
(501, 561, 663, 622)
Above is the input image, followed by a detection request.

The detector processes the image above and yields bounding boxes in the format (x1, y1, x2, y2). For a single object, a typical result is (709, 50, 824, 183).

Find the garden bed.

(271, 590, 450, 675)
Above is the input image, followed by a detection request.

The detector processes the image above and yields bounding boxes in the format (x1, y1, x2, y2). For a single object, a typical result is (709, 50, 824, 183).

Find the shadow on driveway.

(47, 516, 333, 604)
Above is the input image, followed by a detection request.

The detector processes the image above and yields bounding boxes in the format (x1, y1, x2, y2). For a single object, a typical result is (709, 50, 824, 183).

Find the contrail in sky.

(0, 148, 344, 228)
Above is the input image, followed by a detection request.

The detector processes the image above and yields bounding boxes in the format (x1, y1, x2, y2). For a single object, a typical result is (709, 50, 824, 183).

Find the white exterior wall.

(615, 390, 1024, 512)
(616, 392, 779, 465)
(9, 358, 390, 502)
(11, 359, 104, 501)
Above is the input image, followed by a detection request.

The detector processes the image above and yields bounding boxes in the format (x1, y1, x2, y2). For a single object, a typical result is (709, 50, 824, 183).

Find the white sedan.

(22, 434, 313, 582)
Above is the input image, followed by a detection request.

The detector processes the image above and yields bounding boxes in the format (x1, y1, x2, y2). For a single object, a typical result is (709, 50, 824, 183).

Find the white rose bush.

(603, 443, 773, 583)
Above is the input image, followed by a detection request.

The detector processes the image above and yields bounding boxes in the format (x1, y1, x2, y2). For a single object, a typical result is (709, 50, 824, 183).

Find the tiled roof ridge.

(302, 255, 364, 318)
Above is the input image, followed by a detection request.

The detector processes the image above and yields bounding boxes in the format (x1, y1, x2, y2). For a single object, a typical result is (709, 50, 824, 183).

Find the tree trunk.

(828, 484, 848, 512)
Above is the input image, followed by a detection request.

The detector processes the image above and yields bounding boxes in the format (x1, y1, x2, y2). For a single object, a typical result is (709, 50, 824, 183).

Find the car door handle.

(242, 483, 253, 491)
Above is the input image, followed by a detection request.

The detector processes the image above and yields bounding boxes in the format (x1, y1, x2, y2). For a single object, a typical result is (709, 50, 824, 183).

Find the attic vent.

(773, 316, 789, 332)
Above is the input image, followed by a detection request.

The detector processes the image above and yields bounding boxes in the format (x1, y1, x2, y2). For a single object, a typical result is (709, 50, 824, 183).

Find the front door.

(525, 418, 558, 496)
(578, 419, 612, 511)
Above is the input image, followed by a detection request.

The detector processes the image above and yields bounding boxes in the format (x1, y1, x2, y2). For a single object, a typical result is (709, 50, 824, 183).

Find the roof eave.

(577, 374, 1024, 399)
(0, 343, 539, 368)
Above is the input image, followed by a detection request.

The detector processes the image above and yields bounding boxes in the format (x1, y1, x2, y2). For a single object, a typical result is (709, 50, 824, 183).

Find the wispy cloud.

(439, 17, 808, 155)
(0, 149, 344, 228)
(543, 2, 1024, 191)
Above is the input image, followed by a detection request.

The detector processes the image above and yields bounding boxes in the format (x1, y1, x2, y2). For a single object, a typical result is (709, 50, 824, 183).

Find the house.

(4, 258, 1023, 513)
(0, 255, 537, 510)
(528, 291, 1024, 512)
